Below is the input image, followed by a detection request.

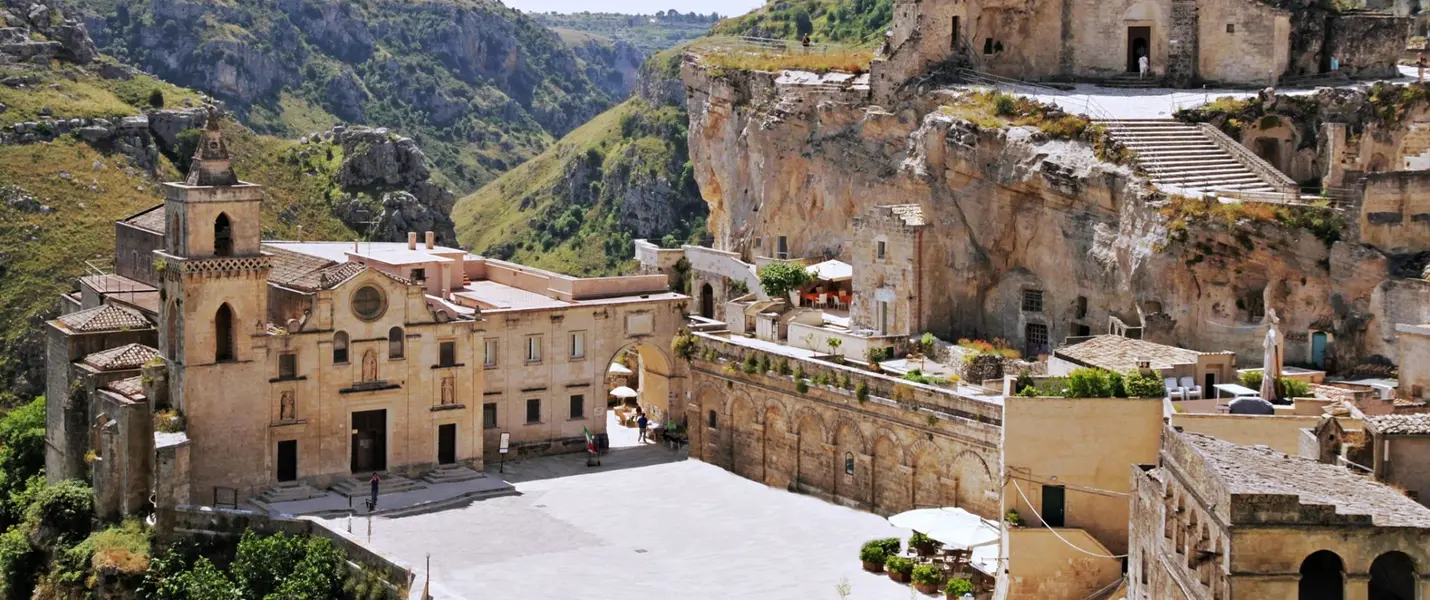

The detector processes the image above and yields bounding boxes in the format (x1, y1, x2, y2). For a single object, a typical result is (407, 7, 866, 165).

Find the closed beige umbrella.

(1261, 309, 1283, 402)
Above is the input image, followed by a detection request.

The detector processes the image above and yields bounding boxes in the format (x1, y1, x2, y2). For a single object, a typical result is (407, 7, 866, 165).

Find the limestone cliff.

(685, 64, 1420, 369)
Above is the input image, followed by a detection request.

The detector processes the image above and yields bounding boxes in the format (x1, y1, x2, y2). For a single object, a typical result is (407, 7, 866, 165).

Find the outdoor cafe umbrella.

(609, 386, 639, 399)
(1261, 309, 1283, 403)
(887, 507, 999, 549)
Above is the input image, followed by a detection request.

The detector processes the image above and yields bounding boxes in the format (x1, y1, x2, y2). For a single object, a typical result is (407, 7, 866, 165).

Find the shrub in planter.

(1005, 509, 1024, 527)
(912, 564, 944, 594)
(909, 531, 938, 556)
(885, 556, 914, 583)
(859, 541, 887, 572)
(871, 537, 901, 557)
(945, 577, 975, 598)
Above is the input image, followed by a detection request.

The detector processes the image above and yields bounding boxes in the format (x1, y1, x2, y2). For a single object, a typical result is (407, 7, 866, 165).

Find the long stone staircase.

(1098, 119, 1290, 196)
(1096, 74, 1164, 89)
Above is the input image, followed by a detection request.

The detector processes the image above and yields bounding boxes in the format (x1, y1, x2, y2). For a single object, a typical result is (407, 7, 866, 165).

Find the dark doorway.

(1368, 551, 1416, 600)
(1204, 372, 1217, 394)
(1042, 485, 1066, 527)
(1127, 27, 1151, 72)
(214, 304, 234, 362)
(214, 213, 233, 257)
(1312, 332, 1328, 368)
(951, 16, 960, 50)
(1025, 323, 1049, 358)
(351, 410, 387, 473)
(700, 283, 715, 319)
(1255, 138, 1281, 171)
(1299, 550, 1345, 600)
(437, 424, 457, 465)
(276, 440, 297, 482)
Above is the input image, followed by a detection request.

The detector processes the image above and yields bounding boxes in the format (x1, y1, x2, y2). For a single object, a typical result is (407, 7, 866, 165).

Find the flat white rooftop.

(454, 280, 569, 310)
(264, 241, 466, 265)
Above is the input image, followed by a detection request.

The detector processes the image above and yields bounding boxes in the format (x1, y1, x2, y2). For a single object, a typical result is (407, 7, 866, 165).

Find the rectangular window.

(526, 398, 541, 424)
(776, 236, 789, 259)
(753, 237, 762, 249)
(983, 37, 994, 55)
(951, 16, 959, 49)
(569, 394, 585, 419)
(278, 353, 297, 379)
(876, 240, 887, 260)
(483, 339, 498, 368)
(439, 341, 456, 367)
(1026, 323, 1050, 357)
(569, 331, 585, 360)
(411, 267, 426, 282)
(526, 335, 542, 363)
(1226, 23, 1235, 33)
(1022, 289, 1044, 313)
(1075, 295, 1088, 319)
(483, 403, 497, 428)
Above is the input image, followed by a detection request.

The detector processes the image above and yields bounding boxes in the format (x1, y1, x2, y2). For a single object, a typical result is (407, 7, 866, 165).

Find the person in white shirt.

(1139, 53, 1150, 79)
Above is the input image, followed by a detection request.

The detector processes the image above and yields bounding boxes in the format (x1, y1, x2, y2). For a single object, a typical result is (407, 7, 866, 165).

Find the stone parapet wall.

(684, 332, 1002, 517)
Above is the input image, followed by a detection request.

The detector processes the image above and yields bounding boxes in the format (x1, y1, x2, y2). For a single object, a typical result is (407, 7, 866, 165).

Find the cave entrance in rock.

(700, 282, 715, 319)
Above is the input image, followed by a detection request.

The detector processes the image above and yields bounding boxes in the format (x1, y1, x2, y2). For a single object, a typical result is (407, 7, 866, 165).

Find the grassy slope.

(711, 0, 893, 44)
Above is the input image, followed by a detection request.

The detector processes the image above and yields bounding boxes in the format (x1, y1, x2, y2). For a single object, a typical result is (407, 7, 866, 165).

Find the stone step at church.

(421, 464, 487, 485)
(329, 473, 427, 498)
(254, 481, 330, 504)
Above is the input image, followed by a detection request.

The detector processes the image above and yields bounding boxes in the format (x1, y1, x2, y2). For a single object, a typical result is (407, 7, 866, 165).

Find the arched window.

(214, 213, 233, 257)
(214, 304, 234, 362)
(333, 331, 349, 364)
(707, 409, 717, 429)
(845, 452, 855, 475)
(388, 327, 404, 359)
(1369, 551, 1416, 600)
(1299, 550, 1345, 600)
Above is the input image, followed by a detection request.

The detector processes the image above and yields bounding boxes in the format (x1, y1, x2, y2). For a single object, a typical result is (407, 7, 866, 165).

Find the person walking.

(1138, 52, 1149, 80)
(1419, 53, 1426, 83)
(801, 33, 811, 53)
(368, 472, 380, 512)
(637, 412, 650, 443)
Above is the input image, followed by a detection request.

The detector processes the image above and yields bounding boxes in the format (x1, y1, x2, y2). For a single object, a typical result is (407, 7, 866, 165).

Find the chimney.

(353, 239, 359, 252)
(424, 231, 435, 250)
(408, 232, 417, 250)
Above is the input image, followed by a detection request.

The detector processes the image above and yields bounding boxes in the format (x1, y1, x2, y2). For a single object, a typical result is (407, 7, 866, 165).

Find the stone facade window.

(214, 213, 233, 257)
(483, 339, 498, 368)
(388, 327, 404, 359)
(410, 267, 426, 282)
(776, 236, 789, 259)
(439, 341, 456, 367)
(278, 353, 297, 379)
(526, 398, 541, 424)
(352, 286, 385, 321)
(876, 240, 886, 260)
(483, 403, 497, 428)
(526, 335, 543, 363)
(1025, 323, 1049, 357)
(215, 303, 235, 362)
(707, 409, 718, 429)
(569, 394, 584, 419)
(1021, 289, 1044, 313)
(845, 453, 855, 475)
(569, 331, 585, 360)
(1226, 23, 1235, 33)
(333, 332, 349, 364)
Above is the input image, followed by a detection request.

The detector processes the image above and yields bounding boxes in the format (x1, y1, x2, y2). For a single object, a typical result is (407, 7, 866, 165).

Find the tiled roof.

(122, 204, 165, 233)
(1366, 413, 1430, 435)
(885, 204, 926, 227)
(306, 262, 367, 290)
(1055, 335, 1209, 372)
(83, 343, 159, 371)
(106, 376, 145, 401)
(264, 245, 370, 291)
(57, 304, 151, 333)
(1183, 432, 1430, 528)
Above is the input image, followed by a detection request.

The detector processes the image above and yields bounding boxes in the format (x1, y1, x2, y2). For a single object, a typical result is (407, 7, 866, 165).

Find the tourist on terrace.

(637, 411, 650, 443)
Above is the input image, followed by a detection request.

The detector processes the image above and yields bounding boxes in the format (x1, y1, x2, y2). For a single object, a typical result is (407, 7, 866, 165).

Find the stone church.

(44, 115, 687, 516)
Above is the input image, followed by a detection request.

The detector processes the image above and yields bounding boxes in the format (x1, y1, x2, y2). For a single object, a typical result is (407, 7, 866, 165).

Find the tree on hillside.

(758, 261, 813, 299)
(795, 9, 814, 37)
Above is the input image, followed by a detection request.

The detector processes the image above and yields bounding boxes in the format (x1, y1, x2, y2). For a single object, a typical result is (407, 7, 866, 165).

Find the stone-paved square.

(331, 445, 920, 600)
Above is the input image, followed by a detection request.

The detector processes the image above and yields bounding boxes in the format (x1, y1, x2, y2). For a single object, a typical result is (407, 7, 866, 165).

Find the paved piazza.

(334, 444, 920, 599)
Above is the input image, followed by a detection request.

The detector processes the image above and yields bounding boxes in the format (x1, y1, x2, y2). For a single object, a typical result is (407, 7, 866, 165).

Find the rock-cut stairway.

(1098, 119, 1284, 196)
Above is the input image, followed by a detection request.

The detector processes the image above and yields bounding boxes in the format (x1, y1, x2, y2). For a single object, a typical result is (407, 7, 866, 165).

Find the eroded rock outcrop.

(684, 64, 1415, 369)
(324, 126, 457, 244)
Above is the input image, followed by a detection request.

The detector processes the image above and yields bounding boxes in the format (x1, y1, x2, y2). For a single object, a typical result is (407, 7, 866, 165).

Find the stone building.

(870, 0, 1411, 101)
(1364, 412, 1430, 506)
(1129, 428, 1430, 600)
(45, 116, 686, 510)
(849, 204, 926, 339)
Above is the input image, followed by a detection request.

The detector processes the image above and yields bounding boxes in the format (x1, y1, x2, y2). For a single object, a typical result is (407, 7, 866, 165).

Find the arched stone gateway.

(730, 393, 762, 480)
(606, 341, 679, 424)
(1299, 550, 1345, 600)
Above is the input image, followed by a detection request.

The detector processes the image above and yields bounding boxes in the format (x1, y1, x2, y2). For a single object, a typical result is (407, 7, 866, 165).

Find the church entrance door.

(276, 440, 297, 482)
(437, 424, 457, 465)
(351, 410, 387, 473)
(1127, 26, 1150, 72)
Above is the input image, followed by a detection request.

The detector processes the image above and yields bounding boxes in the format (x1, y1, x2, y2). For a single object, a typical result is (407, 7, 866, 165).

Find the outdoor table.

(1213, 383, 1259, 399)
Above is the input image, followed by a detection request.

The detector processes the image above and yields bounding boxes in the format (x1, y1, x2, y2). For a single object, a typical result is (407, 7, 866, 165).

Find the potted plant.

(885, 556, 914, 583)
(945, 577, 975, 599)
(1005, 509, 1024, 527)
(859, 540, 888, 573)
(909, 531, 938, 557)
(875, 537, 902, 557)
(912, 564, 944, 595)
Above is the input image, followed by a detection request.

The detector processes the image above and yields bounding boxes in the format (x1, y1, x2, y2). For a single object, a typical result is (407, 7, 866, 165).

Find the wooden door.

(351, 410, 387, 473)
(1127, 27, 1150, 72)
(276, 440, 297, 482)
(438, 424, 457, 465)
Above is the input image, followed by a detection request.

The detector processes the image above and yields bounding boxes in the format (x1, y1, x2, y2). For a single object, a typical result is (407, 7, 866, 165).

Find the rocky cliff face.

(307, 126, 458, 245)
(0, 0, 98, 65)
(684, 64, 1414, 370)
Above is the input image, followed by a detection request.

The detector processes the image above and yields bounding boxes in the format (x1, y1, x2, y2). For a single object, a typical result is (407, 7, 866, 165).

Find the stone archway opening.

(604, 341, 676, 442)
(1299, 550, 1345, 600)
(1369, 551, 1416, 600)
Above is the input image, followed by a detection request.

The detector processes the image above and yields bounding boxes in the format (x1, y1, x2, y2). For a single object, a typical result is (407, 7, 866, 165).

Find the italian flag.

(584, 427, 596, 454)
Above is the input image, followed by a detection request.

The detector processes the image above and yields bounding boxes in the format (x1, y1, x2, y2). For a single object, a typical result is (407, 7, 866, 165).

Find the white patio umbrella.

(887, 507, 999, 549)
(607, 362, 633, 375)
(609, 386, 639, 399)
(1261, 309, 1283, 403)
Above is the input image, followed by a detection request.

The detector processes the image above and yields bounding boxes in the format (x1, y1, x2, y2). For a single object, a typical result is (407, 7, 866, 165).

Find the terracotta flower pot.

(888, 570, 911, 583)
(862, 560, 884, 573)
(915, 581, 941, 595)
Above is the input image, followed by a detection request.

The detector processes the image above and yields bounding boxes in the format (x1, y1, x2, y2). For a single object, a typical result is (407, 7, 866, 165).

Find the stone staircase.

(329, 473, 427, 498)
(253, 481, 330, 504)
(1098, 119, 1284, 195)
(421, 464, 486, 485)
(1096, 74, 1164, 89)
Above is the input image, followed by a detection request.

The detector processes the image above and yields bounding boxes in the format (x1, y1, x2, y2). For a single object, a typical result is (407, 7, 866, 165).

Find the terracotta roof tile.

(1055, 335, 1212, 372)
(122, 204, 165, 233)
(264, 244, 337, 290)
(106, 376, 145, 401)
(57, 304, 152, 333)
(1367, 413, 1430, 435)
(83, 343, 160, 371)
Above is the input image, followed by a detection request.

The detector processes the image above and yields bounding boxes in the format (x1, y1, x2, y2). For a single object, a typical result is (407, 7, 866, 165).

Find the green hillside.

(712, 0, 894, 43)
(453, 51, 705, 276)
